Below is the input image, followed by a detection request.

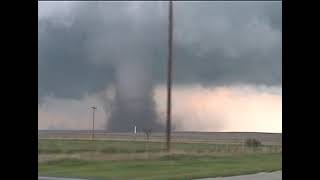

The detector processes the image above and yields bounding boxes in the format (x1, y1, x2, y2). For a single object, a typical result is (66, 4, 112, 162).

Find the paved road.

(39, 171, 281, 180)
(38, 177, 87, 180)
(195, 171, 282, 180)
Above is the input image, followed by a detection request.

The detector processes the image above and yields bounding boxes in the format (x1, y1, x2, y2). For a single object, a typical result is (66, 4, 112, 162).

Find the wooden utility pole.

(91, 106, 97, 140)
(166, 0, 173, 152)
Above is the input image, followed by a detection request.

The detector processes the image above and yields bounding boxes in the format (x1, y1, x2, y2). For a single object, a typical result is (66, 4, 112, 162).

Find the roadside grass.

(38, 153, 281, 180)
(38, 139, 282, 180)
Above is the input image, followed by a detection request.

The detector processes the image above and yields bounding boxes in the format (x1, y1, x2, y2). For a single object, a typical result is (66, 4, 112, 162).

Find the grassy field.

(38, 131, 282, 145)
(38, 139, 282, 180)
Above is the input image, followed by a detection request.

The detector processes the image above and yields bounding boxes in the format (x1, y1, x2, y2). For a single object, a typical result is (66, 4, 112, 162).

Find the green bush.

(245, 138, 262, 147)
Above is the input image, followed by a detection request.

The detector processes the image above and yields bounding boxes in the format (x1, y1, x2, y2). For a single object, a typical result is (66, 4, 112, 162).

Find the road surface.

(38, 177, 87, 180)
(39, 171, 281, 180)
(195, 171, 282, 180)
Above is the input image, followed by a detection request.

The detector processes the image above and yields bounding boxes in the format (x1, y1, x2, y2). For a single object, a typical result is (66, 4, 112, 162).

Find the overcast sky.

(38, 1, 282, 132)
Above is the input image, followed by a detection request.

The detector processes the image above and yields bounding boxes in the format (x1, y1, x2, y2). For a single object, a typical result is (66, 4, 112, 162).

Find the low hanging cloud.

(39, 84, 282, 133)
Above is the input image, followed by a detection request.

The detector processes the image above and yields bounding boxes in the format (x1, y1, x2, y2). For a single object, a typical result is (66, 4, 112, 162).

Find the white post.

(134, 126, 137, 134)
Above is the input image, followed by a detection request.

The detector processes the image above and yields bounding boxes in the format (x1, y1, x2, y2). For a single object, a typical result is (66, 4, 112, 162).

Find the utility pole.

(166, 0, 173, 152)
(91, 106, 97, 140)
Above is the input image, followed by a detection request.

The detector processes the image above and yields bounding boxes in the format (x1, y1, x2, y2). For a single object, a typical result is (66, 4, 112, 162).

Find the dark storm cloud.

(169, 1, 282, 87)
(38, 19, 115, 100)
(39, 1, 281, 98)
(38, 1, 281, 131)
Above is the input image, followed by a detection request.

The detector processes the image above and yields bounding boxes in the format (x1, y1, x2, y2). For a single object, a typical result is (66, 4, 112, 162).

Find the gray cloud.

(170, 1, 281, 86)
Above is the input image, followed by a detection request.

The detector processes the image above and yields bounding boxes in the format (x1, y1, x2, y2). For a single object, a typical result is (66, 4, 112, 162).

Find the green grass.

(38, 139, 281, 154)
(38, 139, 282, 180)
(39, 154, 281, 180)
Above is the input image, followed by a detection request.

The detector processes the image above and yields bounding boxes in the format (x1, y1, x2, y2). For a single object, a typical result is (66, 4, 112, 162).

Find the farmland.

(38, 131, 282, 180)
(38, 130, 282, 145)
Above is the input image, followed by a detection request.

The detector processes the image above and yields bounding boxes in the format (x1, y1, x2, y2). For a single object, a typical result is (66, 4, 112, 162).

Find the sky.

(38, 1, 282, 133)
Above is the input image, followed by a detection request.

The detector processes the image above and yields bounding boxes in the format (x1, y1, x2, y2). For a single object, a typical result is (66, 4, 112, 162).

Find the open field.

(39, 133, 282, 180)
(38, 139, 281, 161)
(38, 130, 282, 145)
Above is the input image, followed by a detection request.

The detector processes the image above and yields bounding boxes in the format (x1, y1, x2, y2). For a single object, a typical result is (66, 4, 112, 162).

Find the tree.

(245, 138, 262, 148)
(143, 128, 152, 141)
(143, 128, 152, 159)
